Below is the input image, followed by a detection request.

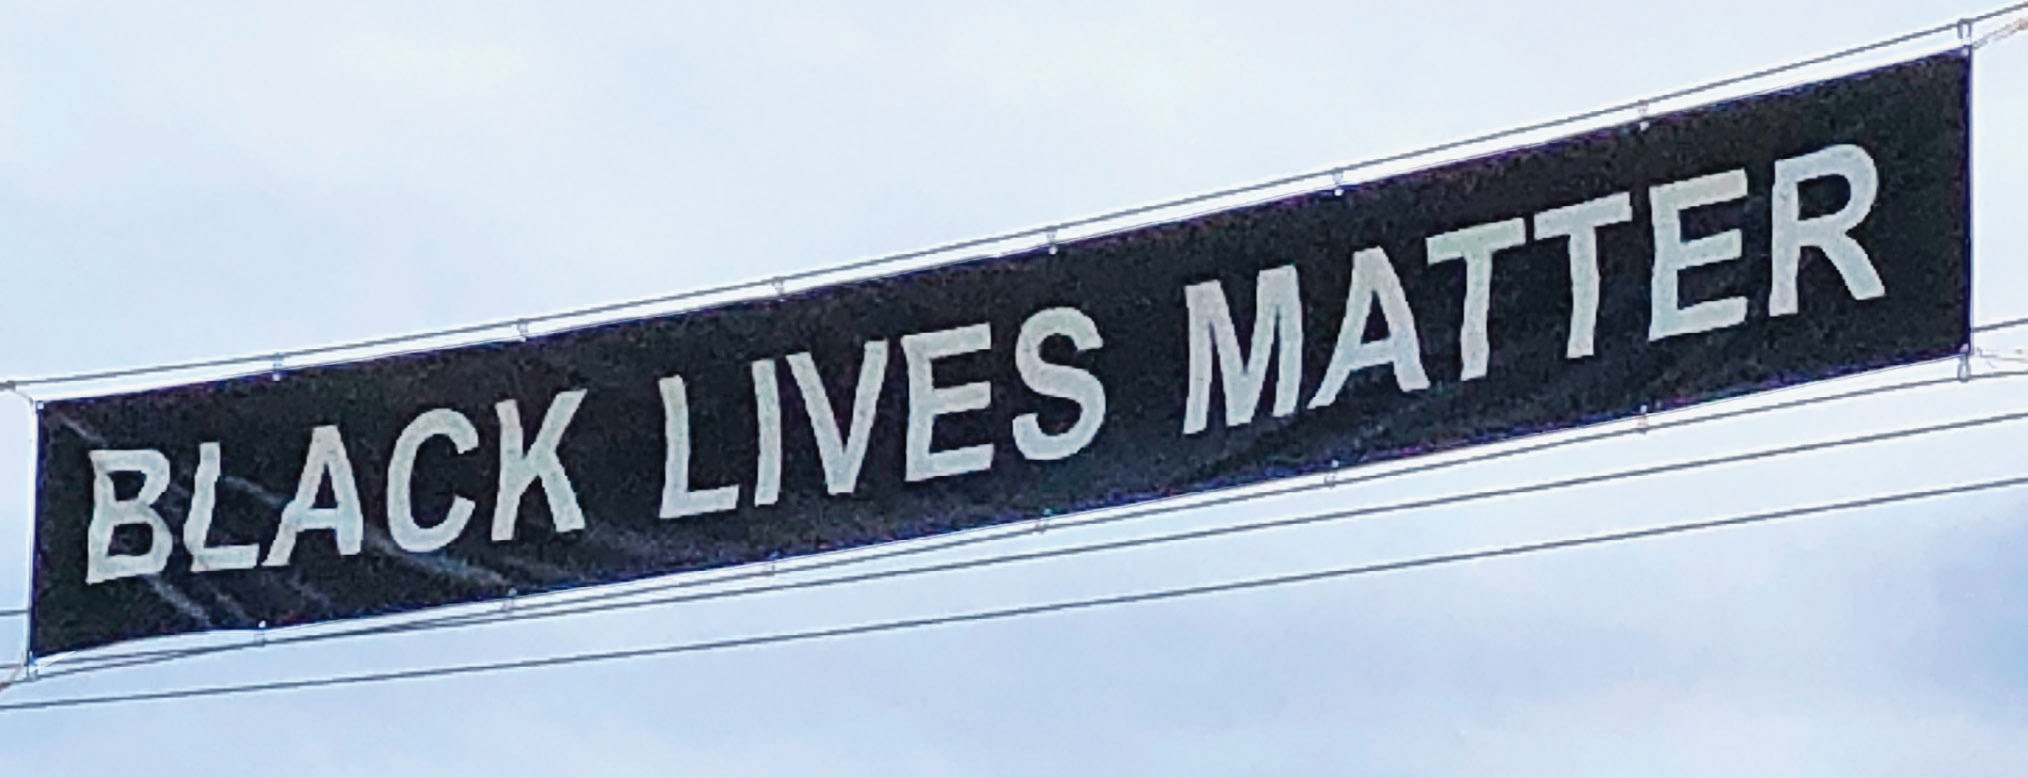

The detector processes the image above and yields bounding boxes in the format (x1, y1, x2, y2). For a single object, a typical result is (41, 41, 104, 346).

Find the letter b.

(86, 449, 174, 584)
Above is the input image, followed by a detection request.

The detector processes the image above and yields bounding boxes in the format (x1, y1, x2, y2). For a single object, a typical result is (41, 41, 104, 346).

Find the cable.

(1975, 316, 2028, 334)
(1974, 13, 2028, 47)
(5, 0, 2021, 703)
(17, 348, 2026, 679)
(28, 358, 2027, 675)
(19, 327, 2028, 662)
(7, 3, 2021, 393)
(12, 354, 1992, 673)
(34, 373, 2028, 680)
(0, 662, 24, 700)
(11, 3, 2017, 651)
(4, 471, 2022, 713)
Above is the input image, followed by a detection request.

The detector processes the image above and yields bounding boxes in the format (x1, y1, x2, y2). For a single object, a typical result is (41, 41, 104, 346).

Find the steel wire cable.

(3, 471, 2023, 713)
(5, 3, 2022, 393)
(6, 2, 2026, 699)
(11, 354, 2011, 672)
(15, 370, 2028, 682)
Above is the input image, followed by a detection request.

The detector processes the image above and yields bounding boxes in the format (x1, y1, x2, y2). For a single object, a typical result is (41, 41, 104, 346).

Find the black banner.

(32, 53, 1969, 656)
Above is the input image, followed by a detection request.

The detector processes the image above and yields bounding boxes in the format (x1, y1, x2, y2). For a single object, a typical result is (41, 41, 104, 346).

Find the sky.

(3, 1, 2028, 774)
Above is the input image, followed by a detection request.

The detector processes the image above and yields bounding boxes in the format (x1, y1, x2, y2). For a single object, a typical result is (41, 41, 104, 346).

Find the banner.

(31, 53, 1969, 656)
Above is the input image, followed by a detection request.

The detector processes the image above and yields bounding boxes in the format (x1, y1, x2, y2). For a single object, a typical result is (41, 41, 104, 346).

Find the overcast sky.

(4, 1, 2028, 775)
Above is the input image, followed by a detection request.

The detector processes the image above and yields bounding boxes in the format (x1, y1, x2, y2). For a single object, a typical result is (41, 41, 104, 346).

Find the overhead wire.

(4, 2, 2026, 697)
(16, 350, 2028, 674)
(6, 295, 2025, 678)
(6, 2, 2024, 394)
(1974, 13, 2028, 47)
(18, 309, 2028, 649)
(0, 662, 24, 699)
(21, 365, 2028, 681)
(3, 471, 2023, 713)
(5, 2, 2017, 638)
(8, 353, 2011, 673)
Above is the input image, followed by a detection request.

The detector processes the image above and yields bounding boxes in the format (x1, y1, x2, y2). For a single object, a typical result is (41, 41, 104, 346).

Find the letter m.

(1183, 264, 1303, 434)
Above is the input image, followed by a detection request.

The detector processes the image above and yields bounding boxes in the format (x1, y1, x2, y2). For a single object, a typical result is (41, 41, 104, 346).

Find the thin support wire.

(3, 471, 2025, 713)
(1974, 14, 2028, 47)
(7, 2, 2024, 393)
(33, 381, 2028, 681)
(19, 325, 2028, 675)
